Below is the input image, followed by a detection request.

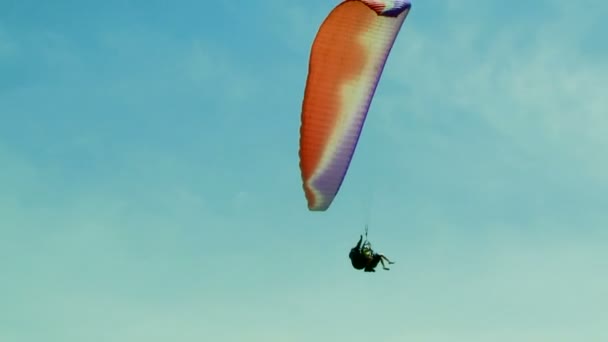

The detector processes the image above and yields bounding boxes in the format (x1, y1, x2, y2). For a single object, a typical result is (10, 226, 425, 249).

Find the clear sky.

(2, 1, 607, 341)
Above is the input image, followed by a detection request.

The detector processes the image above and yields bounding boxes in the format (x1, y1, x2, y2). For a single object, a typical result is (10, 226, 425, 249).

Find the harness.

(361, 224, 374, 257)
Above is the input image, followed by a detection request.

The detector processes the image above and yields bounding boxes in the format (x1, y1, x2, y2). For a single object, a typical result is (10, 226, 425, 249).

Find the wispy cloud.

(363, 1, 608, 209)
(382, 1, 607, 151)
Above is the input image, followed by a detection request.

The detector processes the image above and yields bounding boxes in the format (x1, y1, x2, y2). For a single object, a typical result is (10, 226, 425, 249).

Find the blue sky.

(2, 0, 607, 341)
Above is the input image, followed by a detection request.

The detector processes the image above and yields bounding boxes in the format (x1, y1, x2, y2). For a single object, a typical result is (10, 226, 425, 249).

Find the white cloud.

(375, 2, 608, 184)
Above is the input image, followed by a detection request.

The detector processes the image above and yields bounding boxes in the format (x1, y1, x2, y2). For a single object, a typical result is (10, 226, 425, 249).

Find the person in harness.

(349, 231, 395, 272)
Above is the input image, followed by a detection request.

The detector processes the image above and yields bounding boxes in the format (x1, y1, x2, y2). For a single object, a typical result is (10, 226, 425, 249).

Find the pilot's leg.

(380, 254, 395, 264)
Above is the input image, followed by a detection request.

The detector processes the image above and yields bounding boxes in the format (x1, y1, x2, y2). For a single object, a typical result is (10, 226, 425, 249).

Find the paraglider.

(298, 0, 412, 211)
(349, 226, 395, 272)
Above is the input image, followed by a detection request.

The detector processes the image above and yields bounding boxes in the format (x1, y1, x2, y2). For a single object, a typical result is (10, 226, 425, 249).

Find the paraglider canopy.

(298, 0, 412, 211)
